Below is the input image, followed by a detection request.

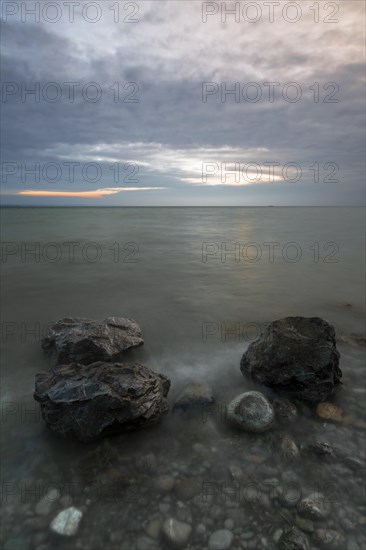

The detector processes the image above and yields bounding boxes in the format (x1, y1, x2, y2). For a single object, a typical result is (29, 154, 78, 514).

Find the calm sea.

(1, 207, 365, 549)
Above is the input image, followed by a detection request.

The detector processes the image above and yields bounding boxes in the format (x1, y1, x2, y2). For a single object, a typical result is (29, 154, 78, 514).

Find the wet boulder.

(34, 362, 170, 442)
(240, 317, 341, 402)
(42, 317, 143, 365)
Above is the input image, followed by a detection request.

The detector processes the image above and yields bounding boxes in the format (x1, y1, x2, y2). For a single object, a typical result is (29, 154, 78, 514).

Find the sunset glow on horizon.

(17, 187, 165, 198)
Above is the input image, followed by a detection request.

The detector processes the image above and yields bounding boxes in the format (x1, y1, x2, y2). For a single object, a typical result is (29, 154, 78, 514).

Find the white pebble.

(50, 507, 83, 536)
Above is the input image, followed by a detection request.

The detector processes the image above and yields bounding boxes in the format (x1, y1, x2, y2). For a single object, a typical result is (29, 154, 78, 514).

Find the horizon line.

(1, 205, 364, 208)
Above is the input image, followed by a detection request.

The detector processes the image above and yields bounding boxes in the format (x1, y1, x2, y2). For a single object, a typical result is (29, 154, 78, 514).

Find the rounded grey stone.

(226, 391, 274, 433)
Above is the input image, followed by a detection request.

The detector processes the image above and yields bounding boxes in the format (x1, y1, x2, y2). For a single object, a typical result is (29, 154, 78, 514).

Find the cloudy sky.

(1, 0, 365, 205)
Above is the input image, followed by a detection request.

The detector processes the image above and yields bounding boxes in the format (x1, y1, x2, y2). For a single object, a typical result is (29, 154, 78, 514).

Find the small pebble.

(145, 519, 161, 539)
(162, 518, 192, 548)
(196, 523, 206, 536)
(50, 507, 83, 537)
(224, 518, 235, 530)
(297, 492, 331, 520)
(35, 488, 60, 516)
(208, 529, 234, 550)
(155, 475, 175, 492)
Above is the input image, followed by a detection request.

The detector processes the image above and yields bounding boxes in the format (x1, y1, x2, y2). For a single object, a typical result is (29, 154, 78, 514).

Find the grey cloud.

(1, 1, 365, 205)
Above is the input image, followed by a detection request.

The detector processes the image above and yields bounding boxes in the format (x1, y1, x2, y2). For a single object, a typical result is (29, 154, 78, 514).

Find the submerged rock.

(174, 477, 202, 500)
(316, 402, 343, 423)
(302, 441, 337, 461)
(273, 398, 298, 425)
(173, 383, 214, 414)
(35, 488, 60, 516)
(136, 536, 159, 550)
(295, 516, 314, 534)
(155, 475, 175, 493)
(240, 317, 341, 402)
(3, 537, 30, 550)
(34, 362, 170, 441)
(279, 434, 300, 461)
(314, 529, 345, 549)
(278, 526, 308, 550)
(320, 445, 364, 469)
(226, 391, 274, 433)
(208, 529, 234, 549)
(297, 492, 331, 520)
(145, 519, 162, 539)
(162, 518, 192, 548)
(339, 333, 366, 347)
(42, 317, 143, 364)
(50, 507, 82, 536)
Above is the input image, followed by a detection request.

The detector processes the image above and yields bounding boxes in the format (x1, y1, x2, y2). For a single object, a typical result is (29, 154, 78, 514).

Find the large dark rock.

(240, 317, 341, 403)
(34, 362, 170, 441)
(42, 317, 143, 365)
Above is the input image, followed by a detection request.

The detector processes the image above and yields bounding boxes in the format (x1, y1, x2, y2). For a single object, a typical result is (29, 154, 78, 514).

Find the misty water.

(1, 207, 365, 550)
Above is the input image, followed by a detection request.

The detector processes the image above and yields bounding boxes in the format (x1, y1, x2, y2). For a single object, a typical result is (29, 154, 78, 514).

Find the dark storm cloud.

(1, 0, 365, 205)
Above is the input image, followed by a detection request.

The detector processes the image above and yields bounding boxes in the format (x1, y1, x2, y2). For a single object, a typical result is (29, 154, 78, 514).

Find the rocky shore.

(2, 316, 365, 550)
(35, 316, 343, 443)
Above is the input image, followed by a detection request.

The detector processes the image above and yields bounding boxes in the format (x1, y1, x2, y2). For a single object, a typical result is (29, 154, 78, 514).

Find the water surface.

(1, 207, 365, 550)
